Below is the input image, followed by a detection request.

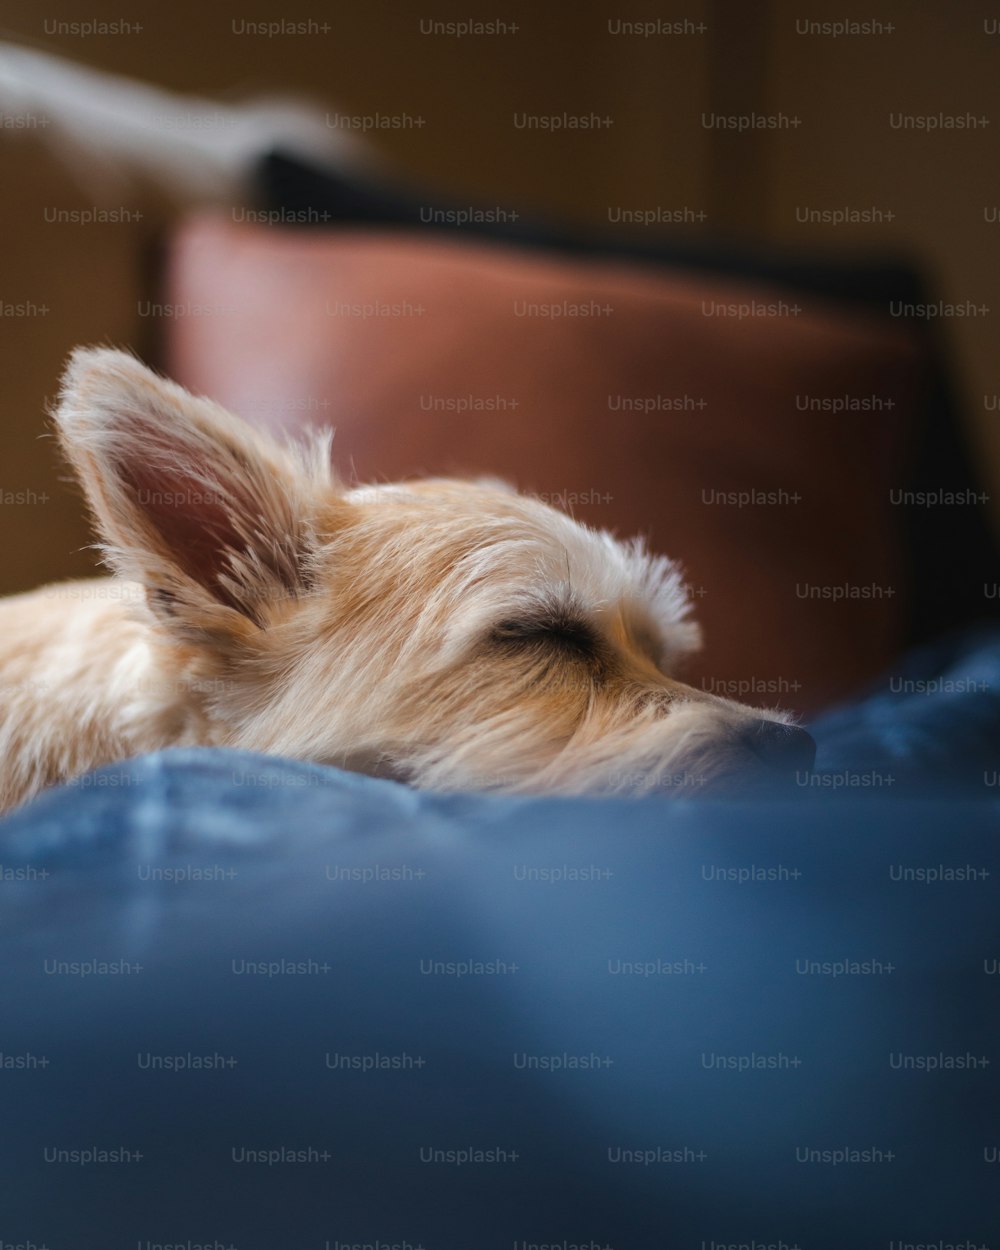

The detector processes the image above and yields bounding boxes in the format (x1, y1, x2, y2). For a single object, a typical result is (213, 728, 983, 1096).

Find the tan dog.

(0, 348, 814, 814)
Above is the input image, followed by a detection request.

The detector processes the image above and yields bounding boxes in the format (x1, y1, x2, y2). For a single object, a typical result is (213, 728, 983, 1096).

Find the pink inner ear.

(117, 450, 254, 612)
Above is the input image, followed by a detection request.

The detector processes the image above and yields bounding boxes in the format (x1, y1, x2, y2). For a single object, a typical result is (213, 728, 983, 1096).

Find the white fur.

(0, 41, 368, 203)
(0, 349, 808, 813)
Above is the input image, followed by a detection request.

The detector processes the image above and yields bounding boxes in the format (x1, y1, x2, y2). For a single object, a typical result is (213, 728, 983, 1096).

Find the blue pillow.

(1, 743, 997, 1247)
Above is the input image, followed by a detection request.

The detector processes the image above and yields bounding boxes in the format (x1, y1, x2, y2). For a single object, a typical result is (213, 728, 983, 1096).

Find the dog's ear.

(55, 347, 336, 643)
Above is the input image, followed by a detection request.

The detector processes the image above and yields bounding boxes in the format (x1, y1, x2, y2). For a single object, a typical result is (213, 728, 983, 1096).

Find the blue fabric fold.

(3, 630, 999, 1245)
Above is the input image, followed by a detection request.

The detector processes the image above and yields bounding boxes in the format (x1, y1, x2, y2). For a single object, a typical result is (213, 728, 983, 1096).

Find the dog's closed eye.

(490, 614, 599, 657)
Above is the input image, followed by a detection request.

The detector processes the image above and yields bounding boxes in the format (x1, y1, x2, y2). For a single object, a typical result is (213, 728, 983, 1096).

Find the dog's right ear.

(55, 347, 339, 645)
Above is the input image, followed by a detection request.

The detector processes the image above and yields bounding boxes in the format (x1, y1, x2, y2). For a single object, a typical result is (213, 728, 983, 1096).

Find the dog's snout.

(742, 721, 816, 773)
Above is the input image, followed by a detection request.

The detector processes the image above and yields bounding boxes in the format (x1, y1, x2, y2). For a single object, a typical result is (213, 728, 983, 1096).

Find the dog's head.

(55, 348, 814, 797)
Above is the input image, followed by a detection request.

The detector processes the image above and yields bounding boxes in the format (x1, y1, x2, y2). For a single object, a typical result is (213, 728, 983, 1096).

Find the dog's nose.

(741, 721, 816, 773)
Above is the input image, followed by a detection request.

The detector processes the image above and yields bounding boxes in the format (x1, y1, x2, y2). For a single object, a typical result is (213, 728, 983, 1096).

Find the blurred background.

(2, 0, 999, 608)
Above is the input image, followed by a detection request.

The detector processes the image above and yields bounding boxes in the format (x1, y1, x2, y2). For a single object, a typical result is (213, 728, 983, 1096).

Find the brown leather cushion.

(164, 215, 920, 713)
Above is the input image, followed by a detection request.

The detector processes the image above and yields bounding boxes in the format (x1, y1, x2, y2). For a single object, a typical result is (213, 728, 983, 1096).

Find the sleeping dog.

(0, 348, 814, 813)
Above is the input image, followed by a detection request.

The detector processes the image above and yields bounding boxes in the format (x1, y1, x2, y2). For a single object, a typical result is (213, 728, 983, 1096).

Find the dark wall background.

(2, 0, 1000, 592)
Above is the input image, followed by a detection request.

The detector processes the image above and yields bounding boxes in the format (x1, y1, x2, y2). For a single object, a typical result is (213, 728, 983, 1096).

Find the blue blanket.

(811, 625, 1000, 789)
(2, 630, 999, 1247)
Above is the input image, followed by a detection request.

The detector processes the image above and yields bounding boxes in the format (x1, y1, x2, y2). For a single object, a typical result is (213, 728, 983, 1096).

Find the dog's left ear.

(55, 347, 337, 643)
